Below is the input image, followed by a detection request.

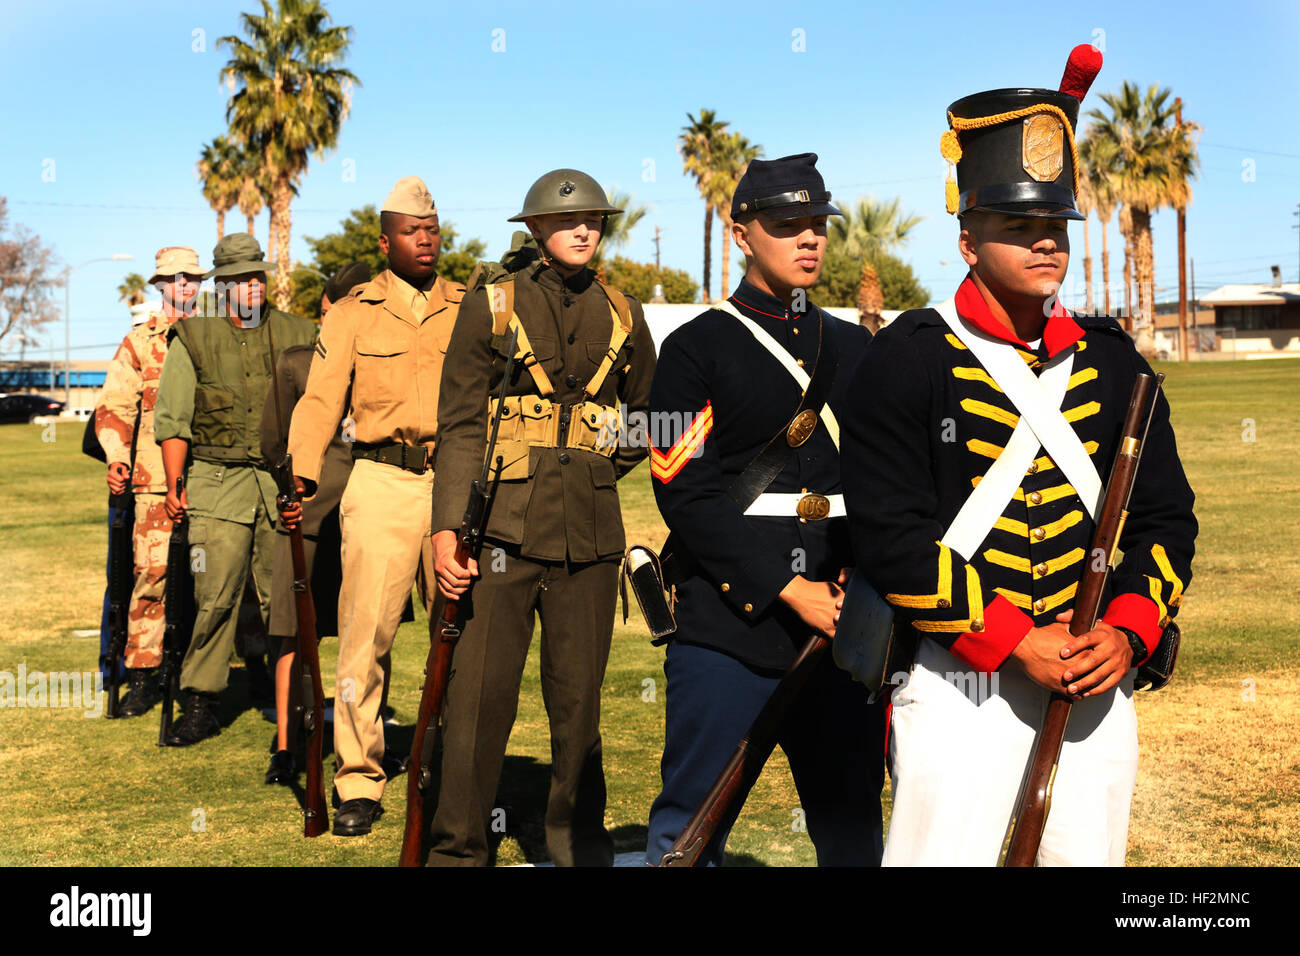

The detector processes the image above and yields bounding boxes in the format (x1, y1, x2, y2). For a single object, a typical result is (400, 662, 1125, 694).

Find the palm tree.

(1079, 132, 1119, 316)
(829, 196, 923, 321)
(197, 135, 242, 241)
(219, 0, 358, 308)
(679, 110, 729, 302)
(709, 132, 763, 301)
(118, 273, 147, 308)
(599, 190, 647, 256)
(1086, 81, 1200, 354)
(236, 145, 268, 242)
(1075, 171, 1094, 313)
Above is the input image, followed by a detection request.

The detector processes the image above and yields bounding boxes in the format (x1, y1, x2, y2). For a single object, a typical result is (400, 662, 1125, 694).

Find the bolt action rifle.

(103, 490, 134, 718)
(399, 326, 518, 867)
(158, 476, 189, 745)
(1003, 371, 1164, 866)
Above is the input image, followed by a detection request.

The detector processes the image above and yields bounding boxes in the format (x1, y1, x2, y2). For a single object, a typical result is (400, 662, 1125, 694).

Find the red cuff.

(949, 594, 1034, 673)
(1101, 593, 1162, 658)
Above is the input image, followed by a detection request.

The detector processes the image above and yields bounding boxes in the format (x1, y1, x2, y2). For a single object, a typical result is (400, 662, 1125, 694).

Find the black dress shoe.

(265, 749, 296, 785)
(381, 748, 407, 780)
(333, 798, 384, 837)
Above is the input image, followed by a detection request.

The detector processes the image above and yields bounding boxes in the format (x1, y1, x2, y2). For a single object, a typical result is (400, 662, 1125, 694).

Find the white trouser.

(883, 638, 1138, 866)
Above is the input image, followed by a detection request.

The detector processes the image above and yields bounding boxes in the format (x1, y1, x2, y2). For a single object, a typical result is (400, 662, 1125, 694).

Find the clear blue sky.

(2, 0, 1297, 360)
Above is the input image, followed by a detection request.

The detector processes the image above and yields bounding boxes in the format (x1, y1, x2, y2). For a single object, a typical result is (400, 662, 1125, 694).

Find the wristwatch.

(1116, 626, 1148, 666)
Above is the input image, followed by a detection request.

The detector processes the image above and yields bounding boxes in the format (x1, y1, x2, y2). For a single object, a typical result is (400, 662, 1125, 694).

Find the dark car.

(0, 393, 66, 424)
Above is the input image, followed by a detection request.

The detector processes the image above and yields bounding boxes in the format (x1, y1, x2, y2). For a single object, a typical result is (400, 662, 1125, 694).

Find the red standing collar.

(953, 276, 1083, 358)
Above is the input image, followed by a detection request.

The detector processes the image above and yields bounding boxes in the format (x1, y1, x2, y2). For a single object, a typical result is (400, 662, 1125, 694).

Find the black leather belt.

(351, 442, 432, 474)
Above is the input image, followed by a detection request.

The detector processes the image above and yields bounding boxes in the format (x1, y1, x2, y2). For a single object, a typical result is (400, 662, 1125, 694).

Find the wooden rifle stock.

(658, 634, 830, 867)
(1003, 372, 1161, 866)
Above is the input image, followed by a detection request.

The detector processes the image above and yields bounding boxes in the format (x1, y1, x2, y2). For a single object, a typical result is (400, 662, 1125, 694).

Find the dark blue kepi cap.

(731, 153, 841, 222)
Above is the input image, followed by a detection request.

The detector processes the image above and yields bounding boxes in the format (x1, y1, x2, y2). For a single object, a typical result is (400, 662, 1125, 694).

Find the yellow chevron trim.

(1147, 575, 1169, 621)
(1068, 367, 1098, 390)
(887, 543, 954, 610)
(1042, 581, 1079, 613)
(994, 515, 1029, 536)
(1013, 482, 1078, 505)
(1039, 509, 1084, 539)
(952, 366, 1003, 392)
(984, 549, 1031, 573)
(1029, 441, 1098, 473)
(995, 587, 1031, 609)
(994, 581, 1079, 614)
(967, 438, 1005, 459)
(961, 398, 1019, 429)
(1151, 543, 1185, 606)
(1016, 349, 1038, 367)
(944, 333, 968, 351)
(1076, 340, 1088, 352)
(1063, 400, 1101, 423)
(965, 564, 983, 615)
(1046, 547, 1086, 575)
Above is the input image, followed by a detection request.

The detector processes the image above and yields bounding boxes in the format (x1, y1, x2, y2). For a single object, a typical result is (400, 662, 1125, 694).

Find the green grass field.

(1, 358, 1297, 866)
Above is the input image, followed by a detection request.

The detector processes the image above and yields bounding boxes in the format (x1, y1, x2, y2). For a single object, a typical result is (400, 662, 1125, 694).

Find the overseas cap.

(204, 233, 275, 280)
(149, 246, 203, 283)
(382, 176, 437, 217)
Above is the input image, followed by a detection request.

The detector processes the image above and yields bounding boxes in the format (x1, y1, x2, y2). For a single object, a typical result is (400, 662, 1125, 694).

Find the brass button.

(796, 358, 805, 367)
(1028, 491, 1043, 505)
(1032, 527, 1046, 541)
(1035, 562, 1049, 577)
(937, 598, 951, 609)
(1026, 461, 1039, 475)
(792, 327, 800, 335)
(744, 603, 754, 613)
(969, 618, 985, 632)
(720, 583, 730, 593)
(1033, 598, 1047, 613)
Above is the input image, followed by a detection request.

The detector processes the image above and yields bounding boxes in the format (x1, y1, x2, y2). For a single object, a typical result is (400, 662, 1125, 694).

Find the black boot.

(165, 691, 220, 747)
(119, 667, 162, 718)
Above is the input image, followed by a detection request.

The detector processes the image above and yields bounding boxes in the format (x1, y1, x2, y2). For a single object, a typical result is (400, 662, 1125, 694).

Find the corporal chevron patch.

(649, 403, 714, 484)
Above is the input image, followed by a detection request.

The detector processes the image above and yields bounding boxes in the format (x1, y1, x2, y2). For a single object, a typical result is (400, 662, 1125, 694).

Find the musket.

(1003, 371, 1163, 867)
(399, 325, 518, 867)
(103, 490, 134, 718)
(266, 317, 328, 837)
(158, 475, 189, 745)
(658, 634, 830, 867)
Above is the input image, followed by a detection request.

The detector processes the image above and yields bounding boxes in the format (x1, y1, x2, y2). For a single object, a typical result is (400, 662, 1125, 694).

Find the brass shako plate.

(796, 493, 831, 521)
(786, 408, 818, 447)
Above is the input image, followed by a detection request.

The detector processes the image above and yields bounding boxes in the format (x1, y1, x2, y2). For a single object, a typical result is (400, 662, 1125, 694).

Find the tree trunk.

(719, 212, 732, 302)
(1100, 220, 1111, 315)
(216, 209, 226, 242)
(1131, 205, 1157, 358)
(271, 176, 293, 310)
(247, 215, 256, 242)
(858, 258, 884, 331)
(1083, 217, 1094, 313)
(702, 204, 713, 304)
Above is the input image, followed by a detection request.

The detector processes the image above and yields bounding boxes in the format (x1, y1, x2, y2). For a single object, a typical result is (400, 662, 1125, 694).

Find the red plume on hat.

(1059, 43, 1103, 100)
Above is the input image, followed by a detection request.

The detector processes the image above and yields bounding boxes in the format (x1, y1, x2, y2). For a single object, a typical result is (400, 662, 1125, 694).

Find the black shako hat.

(940, 45, 1103, 221)
(944, 88, 1085, 220)
(730, 153, 841, 222)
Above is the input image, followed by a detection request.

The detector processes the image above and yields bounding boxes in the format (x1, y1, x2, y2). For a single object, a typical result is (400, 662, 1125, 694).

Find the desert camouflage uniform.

(94, 311, 178, 669)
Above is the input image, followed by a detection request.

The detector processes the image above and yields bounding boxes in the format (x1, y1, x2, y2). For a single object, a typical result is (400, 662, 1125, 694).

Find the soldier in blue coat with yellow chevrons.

(645, 153, 885, 866)
(841, 48, 1197, 865)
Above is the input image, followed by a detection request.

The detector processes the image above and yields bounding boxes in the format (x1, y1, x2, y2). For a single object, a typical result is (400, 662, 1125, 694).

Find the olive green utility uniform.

(427, 256, 657, 866)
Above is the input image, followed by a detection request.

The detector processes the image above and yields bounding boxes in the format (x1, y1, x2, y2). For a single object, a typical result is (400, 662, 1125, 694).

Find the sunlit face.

(379, 213, 441, 283)
(154, 273, 202, 315)
(733, 214, 829, 291)
(527, 211, 604, 272)
(959, 212, 1071, 301)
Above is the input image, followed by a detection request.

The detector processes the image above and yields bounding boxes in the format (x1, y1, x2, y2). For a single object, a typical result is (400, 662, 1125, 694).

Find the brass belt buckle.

(796, 492, 831, 522)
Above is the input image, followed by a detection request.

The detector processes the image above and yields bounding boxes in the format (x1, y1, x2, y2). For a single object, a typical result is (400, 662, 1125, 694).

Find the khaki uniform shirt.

(287, 270, 466, 484)
(431, 261, 657, 563)
(94, 311, 176, 493)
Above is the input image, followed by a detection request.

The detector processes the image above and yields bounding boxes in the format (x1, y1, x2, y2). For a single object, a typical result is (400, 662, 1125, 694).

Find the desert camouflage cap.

(149, 246, 203, 283)
(382, 176, 437, 217)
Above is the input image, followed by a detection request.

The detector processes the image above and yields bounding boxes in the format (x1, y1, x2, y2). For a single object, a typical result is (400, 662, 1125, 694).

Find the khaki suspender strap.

(584, 280, 634, 399)
(486, 281, 555, 399)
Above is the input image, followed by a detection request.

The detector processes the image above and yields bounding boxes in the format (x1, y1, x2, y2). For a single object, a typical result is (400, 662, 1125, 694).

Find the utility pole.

(1175, 98, 1189, 362)
(653, 226, 662, 270)
(1190, 257, 1197, 354)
